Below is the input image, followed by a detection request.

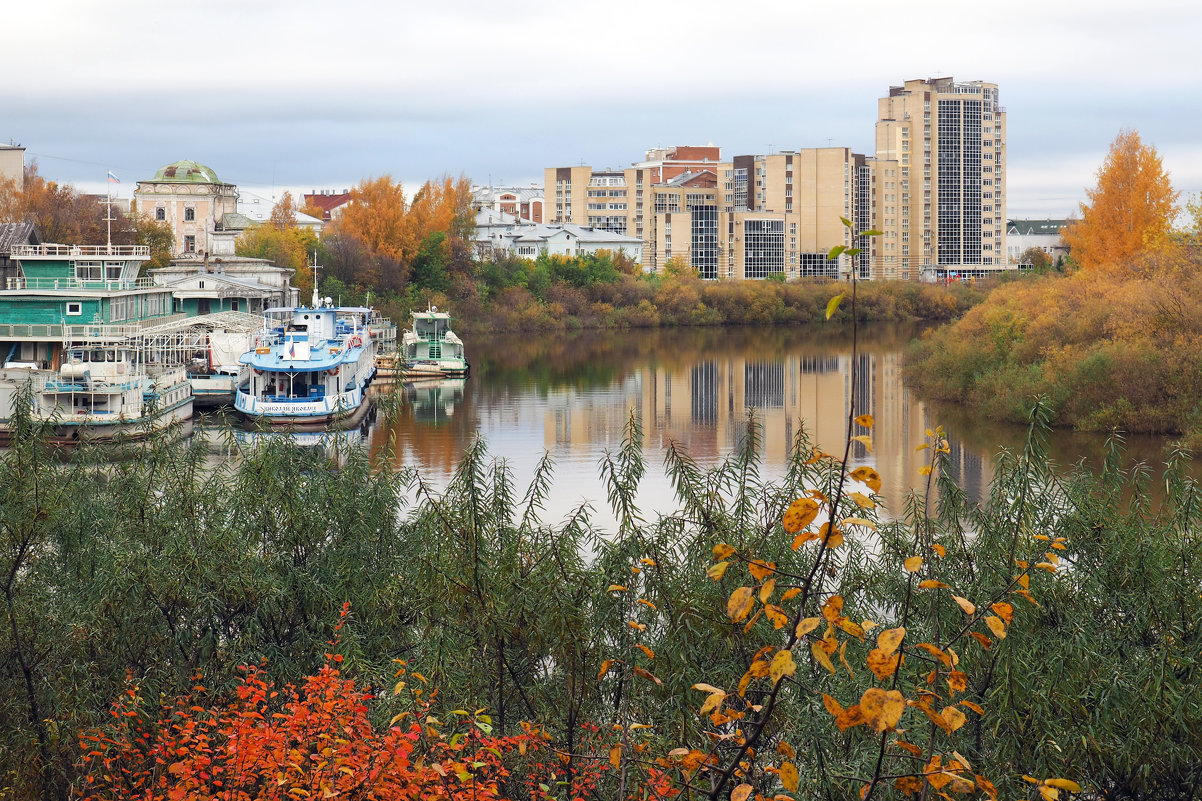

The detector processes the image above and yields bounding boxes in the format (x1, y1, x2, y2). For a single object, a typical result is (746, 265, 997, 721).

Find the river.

(321, 323, 1177, 529)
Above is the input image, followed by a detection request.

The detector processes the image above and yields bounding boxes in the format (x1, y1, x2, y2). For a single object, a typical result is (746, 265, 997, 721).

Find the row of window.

(154, 207, 197, 221)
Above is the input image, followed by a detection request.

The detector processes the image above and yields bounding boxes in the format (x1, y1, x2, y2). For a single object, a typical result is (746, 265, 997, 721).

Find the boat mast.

(310, 250, 321, 308)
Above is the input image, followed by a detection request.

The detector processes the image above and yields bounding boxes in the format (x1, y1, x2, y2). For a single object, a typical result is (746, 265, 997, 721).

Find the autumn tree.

(269, 189, 298, 230)
(0, 163, 130, 244)
(1062, 130, 1178, 271)
(332, 175, 413, 263)
(1018, 246, 1052, 270)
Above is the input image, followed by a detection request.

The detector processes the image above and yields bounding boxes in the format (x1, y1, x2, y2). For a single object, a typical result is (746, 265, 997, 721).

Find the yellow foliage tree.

(331, 175, 413, 264)
(1062, 130, 1178, 271)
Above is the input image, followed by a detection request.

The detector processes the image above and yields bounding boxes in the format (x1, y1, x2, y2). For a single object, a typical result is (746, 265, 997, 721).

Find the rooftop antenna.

(105, 168, 119, 252)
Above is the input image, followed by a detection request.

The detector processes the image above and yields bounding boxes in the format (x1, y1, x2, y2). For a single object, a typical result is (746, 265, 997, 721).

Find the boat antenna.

(310, 251, 321, 308)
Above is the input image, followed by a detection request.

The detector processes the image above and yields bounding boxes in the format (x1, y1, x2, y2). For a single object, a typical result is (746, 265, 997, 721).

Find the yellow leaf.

(822, 693, 843, 716)
(609, 744, 622, 769)
(748, 559, 776, 580)
(727, 587, 755, 622)
(919, 579, 950, 589)
(825, 291, 846, 320)
(699, 690, 725, 718)
(849, 491, 876, 509)
(782, 497, 821, 534)
(850, 434, 873, 453)
(780, 761, 800, 792)
(692, 682, 723, 693)
(778, 740, 795, 759)
(634, 643, 655, 660)
(795, 616, 821, 638)
(632, 666, 662, 686)
(764, 604, 789, 629)
(919, 465, 933, 476)
(759, 578, 776, 603)
(769, 649, 796, 684)
(713, 543, 736, 561)
(837, 618, 866, 640)
(811, 640, 835, 674)
(791, 531, 818, 549)
(916, 442, 930, 451)
(849, 466, 882, 493)
(961, 700, 985, 715)
(781, 587, 802, 601)
(834, 704, 865, 731)
(990, 602, 1014, 623)
(841, 516, 877, 531)
(855, 414, 875, 429)
(607, 584, 627, 592)
(866, 648, 900, 679)
(637, 598, 657, 610)
(822, 595, 844, 621)
(877, 626, 906, 656)
(706, 561, 730, 581)
(824, 528, 845, 548)
(1043, 779, 1083, 792)
(904, 556, 923, 572)
(1038, 786, 1060, 801)
(932, 542, 947, 557)
(597, 660, 615, 681)
(859, 687, 906, 734)
(985, 615, 1007, 640)
(952, 595, 976, 615)
(941, 705, 967, 732)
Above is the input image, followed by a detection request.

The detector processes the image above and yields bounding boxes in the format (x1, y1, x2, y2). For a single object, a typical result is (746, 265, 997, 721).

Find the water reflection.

(365, 324, 1068, 524)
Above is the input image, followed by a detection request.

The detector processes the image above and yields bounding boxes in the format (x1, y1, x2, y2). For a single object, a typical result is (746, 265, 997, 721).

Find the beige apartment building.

(541, 78, 1005, 281)
(874, 77, 1006, 280)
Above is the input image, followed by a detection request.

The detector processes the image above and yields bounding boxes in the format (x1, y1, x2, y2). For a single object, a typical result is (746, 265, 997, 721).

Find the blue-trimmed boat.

(234, 290, 377, 428)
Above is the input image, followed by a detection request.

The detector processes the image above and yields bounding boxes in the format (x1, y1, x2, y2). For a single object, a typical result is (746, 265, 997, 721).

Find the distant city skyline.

(6, 0, 1200, 221)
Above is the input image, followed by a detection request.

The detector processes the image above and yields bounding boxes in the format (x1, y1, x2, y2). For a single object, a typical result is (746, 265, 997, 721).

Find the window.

(184, 207, 195, 221)
(66, 302, 82, 316)
(185, 235, 196, 253)
(155, 207, 165, 221)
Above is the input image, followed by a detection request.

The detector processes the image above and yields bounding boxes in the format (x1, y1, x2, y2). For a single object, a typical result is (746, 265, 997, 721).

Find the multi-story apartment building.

(544, 145, 723, 245)
(874, 77, 1006, 280)
(539, 78, 1005, 280)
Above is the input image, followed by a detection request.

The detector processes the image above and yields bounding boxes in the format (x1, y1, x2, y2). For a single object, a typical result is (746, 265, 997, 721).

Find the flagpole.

(106, 168, 112, 253)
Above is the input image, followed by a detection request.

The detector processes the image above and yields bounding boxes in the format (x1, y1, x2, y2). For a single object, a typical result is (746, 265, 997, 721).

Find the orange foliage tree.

(77, 609, 605, 801)
(1062, 130, 1178, 271)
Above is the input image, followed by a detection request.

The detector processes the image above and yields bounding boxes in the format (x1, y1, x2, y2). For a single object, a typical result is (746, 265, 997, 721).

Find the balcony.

(5, 276, 157, 291)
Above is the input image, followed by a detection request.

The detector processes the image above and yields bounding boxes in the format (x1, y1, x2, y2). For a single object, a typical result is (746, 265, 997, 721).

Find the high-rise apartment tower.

(874, 77, 1006, 280)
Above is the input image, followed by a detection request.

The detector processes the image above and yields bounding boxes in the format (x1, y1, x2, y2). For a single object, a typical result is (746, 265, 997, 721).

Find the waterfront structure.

(1006, 218, 1069, 266)
(0, 222, 39, 287)
(874, 77, 1007, 280)
(150, 256, 298, 315)
(472, 185, 545, 223)
(134, 160, 239, 258)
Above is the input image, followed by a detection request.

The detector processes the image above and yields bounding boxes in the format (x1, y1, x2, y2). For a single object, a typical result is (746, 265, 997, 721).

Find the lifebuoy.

(350, 336, 363, 348)
(329, 366, 339, 376)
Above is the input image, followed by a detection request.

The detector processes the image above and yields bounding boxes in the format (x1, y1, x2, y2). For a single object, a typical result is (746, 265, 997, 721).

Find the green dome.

(152, 160, 221, 183)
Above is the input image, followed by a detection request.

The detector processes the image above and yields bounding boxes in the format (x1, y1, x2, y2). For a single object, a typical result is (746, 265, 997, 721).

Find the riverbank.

(907, 259, 1202, 444)
(375, 270, 991, 336)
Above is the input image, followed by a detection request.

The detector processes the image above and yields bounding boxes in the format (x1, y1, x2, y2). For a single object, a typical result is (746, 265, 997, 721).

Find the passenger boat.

(233, 292, 377, 427)
(399, 305, 469, 378)
(0, 345, 193, 445)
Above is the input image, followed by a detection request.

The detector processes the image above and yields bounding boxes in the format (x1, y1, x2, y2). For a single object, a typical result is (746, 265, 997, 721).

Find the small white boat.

(233, 293, 378, 428)
(399, 305, 469, 378)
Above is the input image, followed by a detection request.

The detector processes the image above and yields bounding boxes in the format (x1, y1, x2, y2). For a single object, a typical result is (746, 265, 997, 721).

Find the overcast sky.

(5, 0, 1200, 219)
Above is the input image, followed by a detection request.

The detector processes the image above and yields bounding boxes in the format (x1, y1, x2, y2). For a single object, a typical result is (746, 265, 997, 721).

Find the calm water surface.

(351, 324, 1177, 530)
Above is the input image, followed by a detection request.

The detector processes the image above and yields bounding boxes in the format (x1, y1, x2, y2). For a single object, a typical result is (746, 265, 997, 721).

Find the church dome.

(151, 160, 222, 183)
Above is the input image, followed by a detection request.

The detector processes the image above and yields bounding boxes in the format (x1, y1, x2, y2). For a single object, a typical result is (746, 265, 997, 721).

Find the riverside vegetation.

(910, 130, 1202, 443)
(2, 371, 1200, 800)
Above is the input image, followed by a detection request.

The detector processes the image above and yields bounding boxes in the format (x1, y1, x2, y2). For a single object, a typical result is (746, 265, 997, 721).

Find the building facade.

(472, 185, 545, 223)
(134, 160, 239, 258)
(874, 77, 1007, 280)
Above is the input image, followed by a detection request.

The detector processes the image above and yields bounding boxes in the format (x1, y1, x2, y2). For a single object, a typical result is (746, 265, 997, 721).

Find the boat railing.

(9, 244, 150, 259)
(5, 276, 157, 291)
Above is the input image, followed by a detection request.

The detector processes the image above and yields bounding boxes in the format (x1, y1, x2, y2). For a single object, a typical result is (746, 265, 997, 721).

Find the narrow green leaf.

(840, 216, 852, 227)
(828, 245, 847, 260)
(860, 229, 883, 236)
(845, 248, 862, 257)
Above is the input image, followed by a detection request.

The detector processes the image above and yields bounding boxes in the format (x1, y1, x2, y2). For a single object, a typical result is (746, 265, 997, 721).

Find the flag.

(288, 341, 296, 359)
(107, 171, 120, 184)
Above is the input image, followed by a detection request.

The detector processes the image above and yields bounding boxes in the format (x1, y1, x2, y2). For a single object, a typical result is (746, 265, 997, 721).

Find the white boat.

(0, 345, 193, 445)
(398, 305, 469, 378)
(233, 293, 378, 428)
